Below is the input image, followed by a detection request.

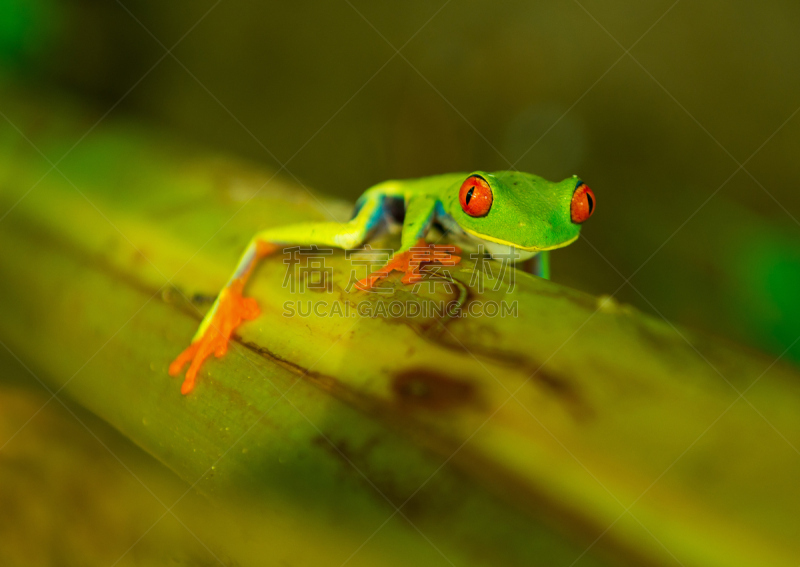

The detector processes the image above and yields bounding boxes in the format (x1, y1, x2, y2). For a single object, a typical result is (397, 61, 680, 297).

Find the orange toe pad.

(355, 239, 461, 290)
(169, 281, 260, 394)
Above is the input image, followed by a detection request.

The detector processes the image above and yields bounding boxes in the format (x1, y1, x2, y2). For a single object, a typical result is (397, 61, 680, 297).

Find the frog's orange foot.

(168, 283, 260, 395)
(355, 239, 461, 290)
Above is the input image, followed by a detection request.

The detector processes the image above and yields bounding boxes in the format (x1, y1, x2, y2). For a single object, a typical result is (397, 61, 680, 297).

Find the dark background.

(3, 0, 800, 363)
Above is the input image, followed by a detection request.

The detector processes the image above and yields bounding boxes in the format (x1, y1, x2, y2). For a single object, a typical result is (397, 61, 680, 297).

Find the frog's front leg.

(356, 195, 461, 290)
(520, 251, 550, 279)
(169, 196, 384, 394)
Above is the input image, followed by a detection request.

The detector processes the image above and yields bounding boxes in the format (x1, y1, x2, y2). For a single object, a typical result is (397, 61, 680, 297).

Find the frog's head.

(442, 170, 595, 251)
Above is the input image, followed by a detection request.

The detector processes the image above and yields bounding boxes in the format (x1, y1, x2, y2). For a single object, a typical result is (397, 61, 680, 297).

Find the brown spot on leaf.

(392, 369, 477, 411)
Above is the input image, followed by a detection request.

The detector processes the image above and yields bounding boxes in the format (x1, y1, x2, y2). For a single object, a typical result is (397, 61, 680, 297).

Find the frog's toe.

(409, 242, 462, 267)
(169, 284, 261, 394)
(354, 241, 462, 290)
(354, 273, 384, 290)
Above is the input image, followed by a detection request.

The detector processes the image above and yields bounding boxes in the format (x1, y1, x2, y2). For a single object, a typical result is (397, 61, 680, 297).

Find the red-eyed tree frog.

(169, 171, 595, 394)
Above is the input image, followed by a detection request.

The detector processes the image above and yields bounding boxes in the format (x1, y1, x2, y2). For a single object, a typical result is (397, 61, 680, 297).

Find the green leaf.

(1, 85, 799, 566)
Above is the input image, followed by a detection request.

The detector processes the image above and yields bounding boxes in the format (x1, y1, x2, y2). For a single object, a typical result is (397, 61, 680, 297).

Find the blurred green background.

(2, 2, 800, 565)
(2, 0, 799, 361)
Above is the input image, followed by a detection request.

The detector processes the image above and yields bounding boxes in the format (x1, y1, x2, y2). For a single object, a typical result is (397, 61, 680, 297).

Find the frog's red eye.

(571, 183, 595, 224)
(459, 175, 493, 217)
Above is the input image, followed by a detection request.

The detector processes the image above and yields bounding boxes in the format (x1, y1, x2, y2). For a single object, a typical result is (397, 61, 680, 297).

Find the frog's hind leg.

(169, 196, 384, 394)
(168, 241, 272, 395)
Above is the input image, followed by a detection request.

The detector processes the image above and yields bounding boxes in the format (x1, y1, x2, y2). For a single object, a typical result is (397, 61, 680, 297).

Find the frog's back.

(360, 172, 467, 202)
